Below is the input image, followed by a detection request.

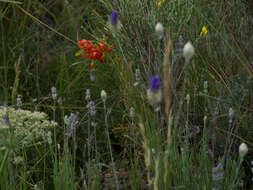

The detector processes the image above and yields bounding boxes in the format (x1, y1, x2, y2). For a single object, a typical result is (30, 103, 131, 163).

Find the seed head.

(155, 22, 164, 39)
(239, 143, 248, 159)
(183, 41, 195, 61)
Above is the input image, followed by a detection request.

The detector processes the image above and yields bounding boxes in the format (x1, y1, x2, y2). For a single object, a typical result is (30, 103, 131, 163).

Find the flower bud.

(183, 41, 195, 61)
(155, 22, 164, 39)
(239, 143, 248, 158)
(109, 11, 121, 34)
(101, 90, 107, 102)
(150, 76, 161, 92)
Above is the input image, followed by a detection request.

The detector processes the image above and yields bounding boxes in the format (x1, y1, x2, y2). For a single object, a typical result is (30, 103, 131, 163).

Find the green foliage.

(0, 0, 252, 189)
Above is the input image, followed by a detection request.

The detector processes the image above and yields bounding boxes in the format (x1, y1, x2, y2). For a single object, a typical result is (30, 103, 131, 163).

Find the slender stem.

(103, 102, 119, 190)
(0, 149, 10, 175)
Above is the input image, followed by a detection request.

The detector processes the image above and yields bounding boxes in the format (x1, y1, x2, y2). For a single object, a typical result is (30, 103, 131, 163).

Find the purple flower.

(3, 114, 9, 126)
(87, 101, 96, 117)
(110, 11, 118, 25)
(150, 76, 161, 91)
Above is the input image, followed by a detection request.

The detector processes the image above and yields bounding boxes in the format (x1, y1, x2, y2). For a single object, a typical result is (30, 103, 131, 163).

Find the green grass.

(0, 0, 253, 189)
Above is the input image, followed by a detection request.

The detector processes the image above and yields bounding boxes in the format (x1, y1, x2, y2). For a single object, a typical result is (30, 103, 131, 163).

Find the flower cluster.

(0, 107, 57, 147)
(76, 39, 114, 67)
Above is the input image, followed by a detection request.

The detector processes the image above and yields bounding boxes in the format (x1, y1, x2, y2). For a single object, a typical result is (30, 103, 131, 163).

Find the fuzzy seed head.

(183, 41, 195, 61)
(155, 22, 164, 38)
(239, 143, 248, 158)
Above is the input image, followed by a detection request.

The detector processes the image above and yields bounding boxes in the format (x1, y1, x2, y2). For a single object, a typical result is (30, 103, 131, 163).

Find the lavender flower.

(3, 113, 9, 127)
(85, 89, 91, 101)
(87, 101, 96, 117)
(212, 162, 224, 181)
(110, 11, 118, 25)
(64, 112, 79, 138)
(147, 76, 162, 106)
(51, 86, 57, 100)
(133, 68, 141, 86)
(175, 35, 184, 57)
(228, 107, 234, 124)
(17, 95, 22, 109)
(130, 107, 135, 118)
(108, 11, 121, 34)
(150, 76, 161, 92)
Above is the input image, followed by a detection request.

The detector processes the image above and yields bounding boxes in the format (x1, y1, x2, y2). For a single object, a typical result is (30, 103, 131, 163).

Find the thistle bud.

(109, 11, 121, 34)
(239, 143, 248, 159)
(147, 76, 162, 105)
(101, 90, 107, 102)
(155, 22, 164, 39)
(183, 41, 195, 61)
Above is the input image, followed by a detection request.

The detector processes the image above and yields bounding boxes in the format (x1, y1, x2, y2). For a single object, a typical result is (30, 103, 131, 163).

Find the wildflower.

(86, 46, 104, 61)
(85, 89, 91, 101)
(89, 70, 95, 81)
(108, 11, 121, 34)
(78, 39, 93, 50)
(201, 26, 208, 36)
(0, 106, 57, 146)
(150, 76, 161, 92)
(64, 112, 79, 137)
(47, 131, 52, 145)
(87, 101, 96, 117)
(98, 41, 114, 53)
(147, 76, 162, 105)
(101, 90, 107, 102)
(130, 107, 135, 118)
(212, 162, 223, 181)
(16, 95, 22, 109)
(183, 41, 195, 61)
(155, 22, 164, 39)
(51, 86, 57, 100)
(239, 143, 248, 159)
(110, 11, 118, 25)
(157, 0, 165, 7)
(228, 107, 234, 124)
(133, 68, 141, 86)
(175, 35, 184, 57)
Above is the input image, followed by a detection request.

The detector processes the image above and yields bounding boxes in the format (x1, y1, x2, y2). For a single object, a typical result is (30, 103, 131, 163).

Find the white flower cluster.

(0, 107, 57, 146)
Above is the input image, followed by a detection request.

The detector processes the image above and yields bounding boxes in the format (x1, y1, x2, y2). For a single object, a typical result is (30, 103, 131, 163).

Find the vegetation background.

(0, 0, 253, 189)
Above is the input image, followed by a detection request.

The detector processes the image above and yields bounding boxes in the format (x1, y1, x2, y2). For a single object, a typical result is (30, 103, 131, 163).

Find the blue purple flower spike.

(110, 11, 118, 25)
(150, 76, 161, 91)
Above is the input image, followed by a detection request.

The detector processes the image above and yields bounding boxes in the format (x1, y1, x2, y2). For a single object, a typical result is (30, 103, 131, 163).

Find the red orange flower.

(98, 41, 114, 53)
(77, 38, 113, 64)
(78, 39, 93, 50)
(86, 46, 104, 61)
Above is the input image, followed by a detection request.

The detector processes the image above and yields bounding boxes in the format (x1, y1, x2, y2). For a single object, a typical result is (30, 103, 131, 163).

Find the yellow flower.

(157, 0, 165, 7)
(75, 49, 84, 57)
(201, 26, 208, 36)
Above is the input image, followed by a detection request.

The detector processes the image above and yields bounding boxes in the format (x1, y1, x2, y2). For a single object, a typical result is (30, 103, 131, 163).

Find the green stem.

(103, 102, 119, 190)
(0, 149, 10, 175)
